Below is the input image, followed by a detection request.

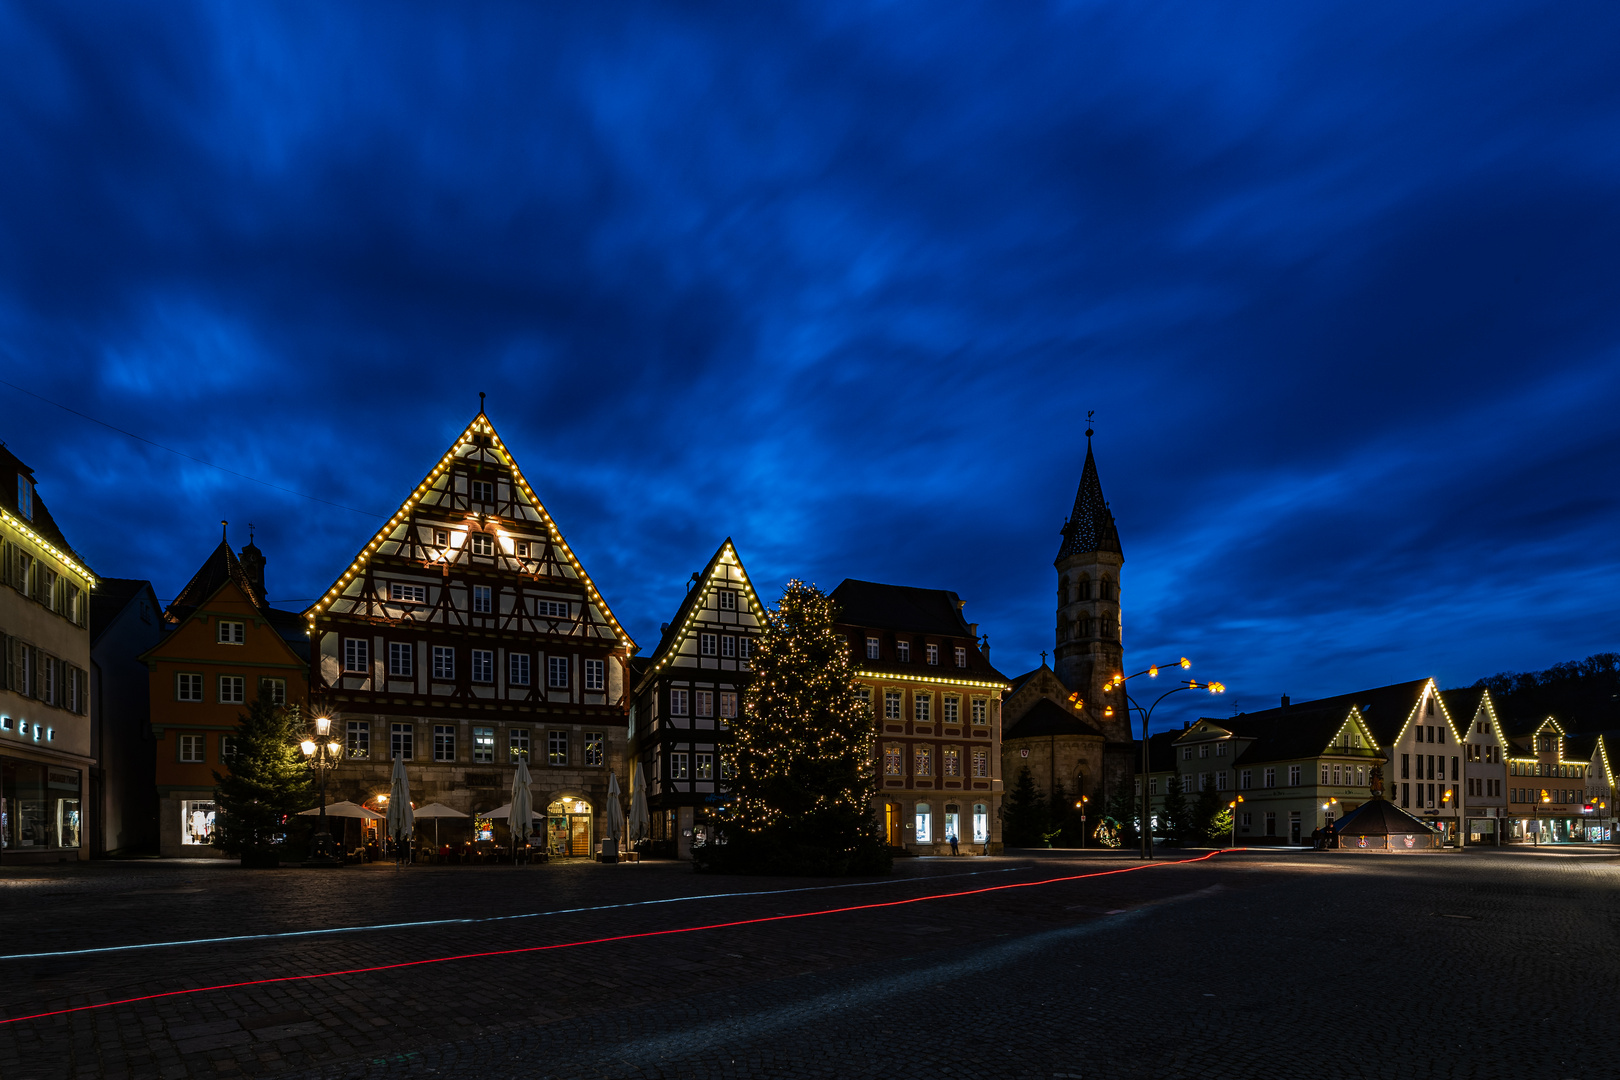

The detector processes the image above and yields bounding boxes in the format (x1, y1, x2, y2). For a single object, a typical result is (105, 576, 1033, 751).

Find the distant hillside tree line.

(1461, 653, 1619, 731)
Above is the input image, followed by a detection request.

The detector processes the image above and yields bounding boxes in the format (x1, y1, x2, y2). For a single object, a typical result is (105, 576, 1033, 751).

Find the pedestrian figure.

(949, 832, 960, 856)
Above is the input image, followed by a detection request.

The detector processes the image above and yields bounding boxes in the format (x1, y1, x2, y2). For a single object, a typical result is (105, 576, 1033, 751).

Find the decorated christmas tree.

(701, 579, 890, 875)
(213, 694, 313, 866)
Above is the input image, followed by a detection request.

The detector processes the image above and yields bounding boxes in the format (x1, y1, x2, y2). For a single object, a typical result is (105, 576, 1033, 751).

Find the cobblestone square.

(0, 848, 1615, 1079)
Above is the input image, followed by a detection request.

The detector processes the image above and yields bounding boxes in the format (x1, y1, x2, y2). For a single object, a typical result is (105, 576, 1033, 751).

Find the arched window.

(1075, 577, 1090, 602)
(1078, 617, 1092, 639)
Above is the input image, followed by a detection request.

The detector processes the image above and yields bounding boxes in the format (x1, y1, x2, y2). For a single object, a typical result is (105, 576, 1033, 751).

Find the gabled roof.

(635, 538, 765, 689)
(303, 411, 635, 651)
(90, 577, 158, 645)
(832, 578, 1010, 687)
(0, 442, 94, 584)
(1194, 703, 1378, 766)
(1008, 667, 1045, 698)
(1056, 437, 1121, 561)
(166, 533, 264, 623)
(1004, 698, 1103, 742)
(1230, 679, 1438, 750)
(832, 579, 979, 637)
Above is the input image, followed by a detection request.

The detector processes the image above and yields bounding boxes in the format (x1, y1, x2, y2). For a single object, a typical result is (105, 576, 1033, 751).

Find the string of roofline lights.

(0, 851, 1238, 1026)
(0, 376, 386, 518)
(307, 413, 637, 651)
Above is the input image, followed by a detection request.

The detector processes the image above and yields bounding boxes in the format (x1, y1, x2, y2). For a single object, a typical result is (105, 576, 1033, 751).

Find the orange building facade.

(142, 533, 309, 857)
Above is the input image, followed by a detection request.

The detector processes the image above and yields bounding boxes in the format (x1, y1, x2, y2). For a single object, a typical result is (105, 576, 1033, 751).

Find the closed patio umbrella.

(509, 755, 533, 861)
(626, 763, 650, 847)
(386, 756, 414, 862)
(603, 771, 626, 858)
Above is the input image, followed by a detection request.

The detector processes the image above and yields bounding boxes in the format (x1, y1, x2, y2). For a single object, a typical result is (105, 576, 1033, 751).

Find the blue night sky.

(2, 3, 1617, 731)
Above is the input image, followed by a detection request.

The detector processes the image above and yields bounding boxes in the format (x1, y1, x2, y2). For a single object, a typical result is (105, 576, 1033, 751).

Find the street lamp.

(301, 714, 344, 866)
(1321, 798, 1338, 848)
(1226, 795, 1243, 851)
(1075, 796, 1089, 849)
(1535, 789, 1549, 846)
(1116, 659, 1228, 861)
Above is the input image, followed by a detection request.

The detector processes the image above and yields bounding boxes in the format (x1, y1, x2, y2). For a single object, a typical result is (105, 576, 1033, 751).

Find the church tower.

(1053, 429, 1128, 744)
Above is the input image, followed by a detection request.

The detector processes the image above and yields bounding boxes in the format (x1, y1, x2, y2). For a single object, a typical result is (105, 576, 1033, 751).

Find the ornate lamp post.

(1113, 659, 1227, 861)
(301, 714, 344, 866)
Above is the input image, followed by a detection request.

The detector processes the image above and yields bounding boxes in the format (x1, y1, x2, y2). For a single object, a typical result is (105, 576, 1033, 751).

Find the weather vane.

(1086, 409, 1095, 439)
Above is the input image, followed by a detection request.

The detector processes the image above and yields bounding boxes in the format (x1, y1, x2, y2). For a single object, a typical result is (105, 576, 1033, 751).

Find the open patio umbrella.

(626, 763, 650, 847)
(412, 802, 469, 848)
(510, 755, 534, 860)
(386, 756, 414, 862)
(604, 771, 626, 856)
(296, 800, 383, 820)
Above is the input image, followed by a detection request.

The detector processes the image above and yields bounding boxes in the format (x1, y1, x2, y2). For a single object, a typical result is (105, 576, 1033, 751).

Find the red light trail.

(1, 850, 1234, 1026)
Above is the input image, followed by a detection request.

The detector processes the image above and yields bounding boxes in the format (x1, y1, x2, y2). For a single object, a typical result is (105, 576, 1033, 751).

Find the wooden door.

(570, 815, 591, 856)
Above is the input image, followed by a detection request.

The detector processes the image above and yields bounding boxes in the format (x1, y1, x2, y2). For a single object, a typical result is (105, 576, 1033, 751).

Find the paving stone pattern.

(0, 849, 1616, 1079)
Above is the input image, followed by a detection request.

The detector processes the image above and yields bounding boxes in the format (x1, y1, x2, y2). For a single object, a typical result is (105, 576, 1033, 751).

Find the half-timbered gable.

(629, 538, 764, 858)
(306, 411, 636, 854)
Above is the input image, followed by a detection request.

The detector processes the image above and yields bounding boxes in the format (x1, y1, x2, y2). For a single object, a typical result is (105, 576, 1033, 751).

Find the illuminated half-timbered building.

(306, 409, 636, 856)
(629, 539, 763, 859)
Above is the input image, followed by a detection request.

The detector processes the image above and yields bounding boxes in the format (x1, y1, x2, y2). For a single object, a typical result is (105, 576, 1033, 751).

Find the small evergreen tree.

(213, 696, 312, 866)
(1191, 784, 1221, 845)
(1001, 766, 1047, 847)
(1046, 778, 1073, 846)
(1159, 774, 1190, 844)
(1106, 785, 1140, 848)
(701, 580, 890, 875)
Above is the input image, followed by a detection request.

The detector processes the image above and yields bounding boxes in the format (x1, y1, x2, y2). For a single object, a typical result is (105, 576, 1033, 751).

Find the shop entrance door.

(883, 801, 903, 846)
(569, 815, 592, 856)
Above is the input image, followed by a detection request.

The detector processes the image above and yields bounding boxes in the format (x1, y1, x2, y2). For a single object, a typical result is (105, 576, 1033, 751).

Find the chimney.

(1183, 720, 1191, 730)
(968, 622, 979, 641)
(1280, 694, 1290, 709)
(979, 634, 990, 664)
(660, 623, 670, 636)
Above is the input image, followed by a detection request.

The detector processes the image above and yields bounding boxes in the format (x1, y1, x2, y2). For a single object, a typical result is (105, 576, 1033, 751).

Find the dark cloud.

(2, 1, 1617, 731)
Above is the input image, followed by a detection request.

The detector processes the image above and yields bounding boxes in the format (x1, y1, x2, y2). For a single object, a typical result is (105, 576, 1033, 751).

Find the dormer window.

(16, 474, 32, 520)
(896, 641, 911, 663)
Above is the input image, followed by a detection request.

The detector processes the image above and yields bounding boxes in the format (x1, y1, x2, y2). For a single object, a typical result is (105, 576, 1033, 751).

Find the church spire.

(1056, 431, 1122, 561)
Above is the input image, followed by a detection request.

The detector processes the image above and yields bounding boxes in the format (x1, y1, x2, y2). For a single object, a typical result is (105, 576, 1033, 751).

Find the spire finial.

(248, 522, 255, 544)
(1086, 409, 1095, 440)
(479, 391, 486, 415)
(1040, 650, 1048, 667)
(221, 520, 228, 542)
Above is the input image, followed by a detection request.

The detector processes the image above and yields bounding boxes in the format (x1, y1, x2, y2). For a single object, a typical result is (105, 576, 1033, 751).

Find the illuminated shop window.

(181, 800, 216, 846)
